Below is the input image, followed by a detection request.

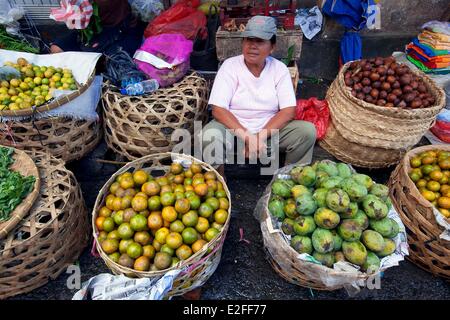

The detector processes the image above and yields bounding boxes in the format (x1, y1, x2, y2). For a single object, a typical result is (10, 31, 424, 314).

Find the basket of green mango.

(254, 160, 409, 292)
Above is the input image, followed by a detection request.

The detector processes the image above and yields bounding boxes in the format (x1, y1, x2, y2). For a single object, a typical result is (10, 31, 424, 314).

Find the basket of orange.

(388, 145, 450, 280)
(92, 152, 231, 297)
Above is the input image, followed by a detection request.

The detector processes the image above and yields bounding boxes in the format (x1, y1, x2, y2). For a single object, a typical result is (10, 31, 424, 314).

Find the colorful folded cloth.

(412, 38, 449, 57)
(406, 55, 450, 74)
(422, 30, 450, 42)
(406, 44, 450, 62)
(418, 34, 450, 50)
(407, 51, 450, 69)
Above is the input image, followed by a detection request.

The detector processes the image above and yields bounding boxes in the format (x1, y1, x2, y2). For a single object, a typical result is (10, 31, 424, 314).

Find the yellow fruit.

(133, 170, 148, 185)
(427, 181, 441, 192)
(437, 196, 450, 209)
(421, 190, 436, 202)
(430, 170, 444, 181)
(439, 208, 450, 218)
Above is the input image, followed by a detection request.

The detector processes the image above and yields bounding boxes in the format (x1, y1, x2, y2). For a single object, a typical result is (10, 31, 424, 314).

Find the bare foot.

(50, 44, 64, 53)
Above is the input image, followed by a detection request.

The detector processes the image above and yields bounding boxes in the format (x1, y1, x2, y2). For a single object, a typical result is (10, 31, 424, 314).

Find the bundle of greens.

(0, 147, 36, 222)
(0, 26, 39, 54)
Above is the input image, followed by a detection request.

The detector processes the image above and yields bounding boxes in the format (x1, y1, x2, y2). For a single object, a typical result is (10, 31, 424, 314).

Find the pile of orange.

(409, 149, 450, 218)
(95, 162, 229, 272)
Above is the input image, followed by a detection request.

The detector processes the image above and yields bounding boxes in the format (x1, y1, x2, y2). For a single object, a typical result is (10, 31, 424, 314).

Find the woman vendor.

(49, 0, 143, 56)
(202, 16, 316, 172)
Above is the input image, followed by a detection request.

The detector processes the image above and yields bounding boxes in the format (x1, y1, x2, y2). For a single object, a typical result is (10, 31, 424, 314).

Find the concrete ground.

(9, 137, 450, 300)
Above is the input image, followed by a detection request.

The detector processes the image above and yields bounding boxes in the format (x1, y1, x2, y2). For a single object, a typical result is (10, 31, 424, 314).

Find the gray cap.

(242, 16, 277, 40)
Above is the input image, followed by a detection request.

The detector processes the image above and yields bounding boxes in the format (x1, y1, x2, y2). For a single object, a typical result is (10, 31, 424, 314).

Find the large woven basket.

(0, 150, 90, 299)
(388, 145, 450, 280)
(92, 152, 231, 297)
(102, 72, 208, 160)
(0, 116, 102, 163)
(320, 61, 446, 168)
(0, 147, 41, 240)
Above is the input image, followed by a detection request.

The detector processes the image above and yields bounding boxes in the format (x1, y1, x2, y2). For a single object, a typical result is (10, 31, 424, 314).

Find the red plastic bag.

(144, 0, 206, 40)
(295, 98, 330, 140)
(430, 120, 450, 143)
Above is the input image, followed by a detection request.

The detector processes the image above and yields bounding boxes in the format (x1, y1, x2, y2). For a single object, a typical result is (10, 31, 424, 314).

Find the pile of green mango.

(268, 160, 399, 273)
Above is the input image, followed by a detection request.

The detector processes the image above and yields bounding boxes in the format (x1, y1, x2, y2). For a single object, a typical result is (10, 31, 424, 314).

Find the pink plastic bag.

(134, 34, 193, 87)
(295, 98, 330, 140)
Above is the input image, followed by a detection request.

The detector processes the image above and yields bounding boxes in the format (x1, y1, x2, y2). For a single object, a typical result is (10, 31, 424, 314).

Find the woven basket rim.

(92, 152, 232, 277)
(0, 147, 41, 240)
(339, 61, 445, 116)
(0, 71, 96, 118)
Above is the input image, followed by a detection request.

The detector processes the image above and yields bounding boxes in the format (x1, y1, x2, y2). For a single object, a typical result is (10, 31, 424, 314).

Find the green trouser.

(201, 119, 316, 165)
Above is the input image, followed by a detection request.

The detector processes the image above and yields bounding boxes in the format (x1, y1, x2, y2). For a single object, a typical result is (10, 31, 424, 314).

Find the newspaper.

(295, 6, 323, 40)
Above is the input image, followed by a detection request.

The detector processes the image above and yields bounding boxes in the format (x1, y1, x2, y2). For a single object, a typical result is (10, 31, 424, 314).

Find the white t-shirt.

(208, 55, 296, 134)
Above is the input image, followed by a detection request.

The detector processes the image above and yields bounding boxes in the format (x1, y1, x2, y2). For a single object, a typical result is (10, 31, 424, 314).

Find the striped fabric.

(49, 0, 93, 29)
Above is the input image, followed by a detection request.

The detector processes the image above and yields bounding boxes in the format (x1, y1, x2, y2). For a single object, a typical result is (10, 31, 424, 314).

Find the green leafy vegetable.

(0, 26, 39, 54)
(0, 147, 36, 222)
(282, 45, 296, 66)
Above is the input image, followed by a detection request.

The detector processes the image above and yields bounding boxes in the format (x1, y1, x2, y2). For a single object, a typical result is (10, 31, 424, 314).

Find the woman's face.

(242, 37, 274, 66)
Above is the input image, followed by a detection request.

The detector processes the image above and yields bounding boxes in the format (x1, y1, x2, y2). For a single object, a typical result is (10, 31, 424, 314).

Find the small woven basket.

(0, 150, 90, 299)
(388, 145, 450, 280)
(0, 147, 41, 240)
(320, 61, 446, 168)
(92, 152, 231, 297)
(102, 72, 209, 160)
(0, 117, 102, 163)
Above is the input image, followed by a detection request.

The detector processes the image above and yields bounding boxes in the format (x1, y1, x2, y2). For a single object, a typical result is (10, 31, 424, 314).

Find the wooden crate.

(216, 27, 303, 62)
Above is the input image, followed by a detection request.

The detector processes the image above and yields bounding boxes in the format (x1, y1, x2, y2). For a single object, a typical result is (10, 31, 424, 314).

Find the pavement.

(10, 138, 450, 300)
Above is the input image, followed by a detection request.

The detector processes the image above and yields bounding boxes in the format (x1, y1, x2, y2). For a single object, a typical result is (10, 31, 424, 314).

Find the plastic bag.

(144, 10, 206, 40)
(253, 159, 409, 295)
(129, 0, 164, 23)
(49, 0, 93, 29)
(144, 0, 201, 38)
(134, 34, 193, 87)
(295, 97, 330, 140)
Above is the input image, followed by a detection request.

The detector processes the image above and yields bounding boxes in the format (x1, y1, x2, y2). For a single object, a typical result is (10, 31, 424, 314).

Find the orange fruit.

(206, 179, 218, 191)
(130, 214, 148, 231)
(133, 170, 148, 185)
(121, 195, 132, 210)
(134, 256, 150, 271)
(117, 222, 134, 240)
(173, 184, 185, 194)
(122, 208, 137, 222)
(427, 181, 441, 192)
(439, 159, 450, 170)
(190, 163, 202, 174)
(109, 182, 120, 195)
(214, 209, 228, 224)
(162, 206, 177, 222)
(119, 239, 134, 254)
(185, 185, 194, 192)
(173, 174, 184, 184)
(441, 185, 450, 194)
(115, 187, 126, 198)
(215, 189, 227, 198)
(194, 183, 208, 196)
(98, 231, 108, 243)
(154, 252, 172, 270)
(181, 227, 198, 245)
(126, 242, 143, 259)
(141, 181, 160, 196)
(161, 185, 173, 194)
(170, 220, 185, 233)
(107, 230, 121, 240)
(99, 206, 112, 218)
(195, 217, 209, 233)
(192, 177, 205, 188)
(439, 208, 450, 218)
(135, 192, 148, 199)
(111, 210, 123, 225)
(198, 203, 214, 218)
(182, 210, 199, 227)
(156, 176, 169, 186)
(204, 171, 216, 181)
(184, 178, 193, 186)
(134, 231, 152, 246)
(192, 239, 207, 253)
(147, 212, 163, 230)
(219, 198, 229, 210)
(112, 197, 123, 211)
(102, 217, 115, 232)
(184, 169, 193, 178)
(148, 195, 161, 211)
(163, 219, 171, 228)
(438, 196, 450, 209)
(440, 176, 449, 185)
(175, 198, 191, 214)
(155, 227, 170, 244)
(152, 239, 162, 251)
(176, 244, 193, 260)
(421, 190, 436, 201)
(95, 216, 106, 231)
(205, 187, 215, 199)
(131, 196, 148, 212)
(206, 198, 220, 211)
(101, 238, 119, 254)
(120, 176, 135, 189)
(142, 245, 156, 259)
(204, 228, 220, 242)
(174, 192, 185, 201)
(410, 157, 422, 168)
(160, 244, 174, 256)
(166, 232, 183, 249)
(171, 162, 184, 174)
(430, 170, 444, 181)
(124, 188, 137, 197)
(187, 195, 201, 210)
(160, 192, 176, 206)
(421, 156, 436, 165)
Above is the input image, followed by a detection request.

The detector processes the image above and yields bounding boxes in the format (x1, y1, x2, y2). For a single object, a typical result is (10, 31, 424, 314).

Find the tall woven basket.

(320, 61, 445, 168)
(102, 73, 209, 160)
(0, 150, 90, 299)
(92, 152, 231, 297)
(0, 73, 102, 163)
(388, 145, 450, 280)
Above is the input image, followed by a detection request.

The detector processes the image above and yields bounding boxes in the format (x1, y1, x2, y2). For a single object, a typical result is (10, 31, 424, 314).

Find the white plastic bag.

(129, 0, 164, 22)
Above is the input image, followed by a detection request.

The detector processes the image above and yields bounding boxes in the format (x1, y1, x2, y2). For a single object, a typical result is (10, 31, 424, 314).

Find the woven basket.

(0, 147, 41, 240)
(102, 72, 209, 160)
(0, 150, 90, 299)
(92, 152, 231, 297)
(0, 72, 95, 118)
(0, 116, 102, 163)
(388, 145, 450, 280)
(320, 61, 446, 168)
